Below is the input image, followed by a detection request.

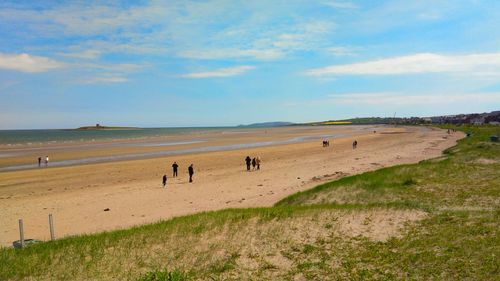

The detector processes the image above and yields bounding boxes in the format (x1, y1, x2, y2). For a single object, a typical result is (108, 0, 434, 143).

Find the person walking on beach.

(162, 175, 167, 188)
(245, 156, 251, 171)
(188, 164, 194, 183)
(45, 155, 49, 166)
(252, 158, 256, 170)
(172, 162, 178, 177)
(38, 157, 41, 167)
(353, 140, 357, 149)
(256, 156, 261, 170)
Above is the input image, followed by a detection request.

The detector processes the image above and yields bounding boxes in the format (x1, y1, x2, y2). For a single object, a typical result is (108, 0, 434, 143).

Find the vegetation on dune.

(0, 125, 498, 280)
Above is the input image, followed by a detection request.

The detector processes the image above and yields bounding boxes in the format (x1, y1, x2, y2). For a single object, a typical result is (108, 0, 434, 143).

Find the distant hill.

(237, 121, 294, 127)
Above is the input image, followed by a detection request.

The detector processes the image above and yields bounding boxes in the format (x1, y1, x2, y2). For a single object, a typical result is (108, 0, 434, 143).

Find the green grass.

(276, 125, 500, 209)
(0, 125, 499, 280)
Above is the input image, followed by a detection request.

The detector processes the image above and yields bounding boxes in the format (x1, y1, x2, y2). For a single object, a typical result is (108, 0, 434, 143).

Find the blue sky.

(0, 0, 499, 129)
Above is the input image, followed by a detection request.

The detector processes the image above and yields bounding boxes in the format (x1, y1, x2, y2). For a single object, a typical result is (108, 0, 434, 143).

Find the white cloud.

(0, 2, 340, 61)
(76, 62, 144, 73)
(326, 92, 500, 105)
(58, 50, 101, 59)
(322, 1, 358, 9)
(78, 76, 129, 84)
(181, 66, 255, 78)
(305, 52, 500, 76)
(178, 49, 284, 60)
(0, 53, 66, 73)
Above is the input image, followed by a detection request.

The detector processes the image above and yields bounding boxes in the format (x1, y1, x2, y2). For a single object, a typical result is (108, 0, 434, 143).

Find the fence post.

(19, 219, 24, 248)
(49, 214, 55, 241)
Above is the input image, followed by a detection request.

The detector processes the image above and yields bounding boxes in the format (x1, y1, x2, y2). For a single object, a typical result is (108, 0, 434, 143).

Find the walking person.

(172, 162, 178, 177)
(245, 156, 251, 171)
(353, 140, 357, 149)
(188, 164, 194, 183)
(162, 175, 167, 188)
(38, 157, 41, 167)
(45, 155, 49, 166)
(256, 156, 261, 170)
(252, 158, 256, 170)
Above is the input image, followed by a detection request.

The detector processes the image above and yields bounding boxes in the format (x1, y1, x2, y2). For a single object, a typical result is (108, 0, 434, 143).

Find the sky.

(0, 0, 499, 129)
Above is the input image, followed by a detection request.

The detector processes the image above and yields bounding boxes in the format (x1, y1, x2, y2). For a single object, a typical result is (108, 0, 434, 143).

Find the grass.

(0, 125, 498, 280)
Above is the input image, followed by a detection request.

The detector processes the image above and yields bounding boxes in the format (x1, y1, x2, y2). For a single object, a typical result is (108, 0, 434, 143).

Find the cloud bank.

(305, 52, 500, 76)
(0, 53, 66, 73)
(181, 66, 255, 78)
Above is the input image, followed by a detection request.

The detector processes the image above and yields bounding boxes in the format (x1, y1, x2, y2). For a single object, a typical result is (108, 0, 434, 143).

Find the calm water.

(0, 132, 362, 172)
(0, 127, 230, 146)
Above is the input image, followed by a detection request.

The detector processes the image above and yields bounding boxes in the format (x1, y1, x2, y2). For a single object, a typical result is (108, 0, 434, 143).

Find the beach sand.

(0, 125, 463, 247)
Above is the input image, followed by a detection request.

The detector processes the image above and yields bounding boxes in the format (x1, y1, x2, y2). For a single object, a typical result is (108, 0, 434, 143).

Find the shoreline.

(0, 125, 464, 247)
(0, 125, 381, 170)
(0, 131, 371, 172)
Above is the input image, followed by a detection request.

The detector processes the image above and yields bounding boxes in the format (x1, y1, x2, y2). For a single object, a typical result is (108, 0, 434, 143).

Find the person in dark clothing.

(172, 162, 178, 177)
(252, 158, 256, 170)
(162, 175, 167, 187)
(38, 157, 41, 167)
(188, 164, 194, 183)
(245, 156, 251, 171)
(352, 140, 357, 149)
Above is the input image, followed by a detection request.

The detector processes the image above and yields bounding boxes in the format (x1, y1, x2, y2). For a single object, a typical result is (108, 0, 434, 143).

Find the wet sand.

(0, 125, 463, 247)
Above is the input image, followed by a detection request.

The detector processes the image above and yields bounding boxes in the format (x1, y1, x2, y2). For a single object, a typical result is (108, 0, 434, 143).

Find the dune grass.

(0, 125, 498, 280)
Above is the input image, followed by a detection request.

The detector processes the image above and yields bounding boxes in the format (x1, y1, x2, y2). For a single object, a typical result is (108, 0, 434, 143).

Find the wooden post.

(49, 214, 55, 241)
(19, 219, 24, 248)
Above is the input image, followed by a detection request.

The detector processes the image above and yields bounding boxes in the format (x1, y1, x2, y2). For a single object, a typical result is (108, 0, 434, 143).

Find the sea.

(0, 126, 376, 172)
(0, 127, 230, 146)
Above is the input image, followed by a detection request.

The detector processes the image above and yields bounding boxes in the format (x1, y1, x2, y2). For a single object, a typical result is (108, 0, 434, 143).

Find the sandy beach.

(0, 125, 463, 247)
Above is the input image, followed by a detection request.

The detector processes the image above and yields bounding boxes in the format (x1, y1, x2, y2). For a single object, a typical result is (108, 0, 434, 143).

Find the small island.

(76, 123, 140, 130)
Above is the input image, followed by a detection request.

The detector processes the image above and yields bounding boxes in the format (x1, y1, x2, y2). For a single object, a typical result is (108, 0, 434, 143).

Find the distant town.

(311, 110, 500, 126)
(396, 110, 500, 125)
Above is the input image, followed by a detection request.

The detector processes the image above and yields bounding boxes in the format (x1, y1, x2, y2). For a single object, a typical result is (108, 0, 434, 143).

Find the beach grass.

(0, 125, 498, 280)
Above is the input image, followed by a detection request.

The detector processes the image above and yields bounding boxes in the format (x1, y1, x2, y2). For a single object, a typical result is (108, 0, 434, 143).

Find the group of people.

(245, 156, 261, 171)
(321, 139, 359, 149)
(37, 155, 49, 167)
(162, 162, 194, 187)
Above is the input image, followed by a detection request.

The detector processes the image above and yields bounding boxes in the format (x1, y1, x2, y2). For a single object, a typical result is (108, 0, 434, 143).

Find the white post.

(49, 214, 55, 241)
(19, 219, 24, 248)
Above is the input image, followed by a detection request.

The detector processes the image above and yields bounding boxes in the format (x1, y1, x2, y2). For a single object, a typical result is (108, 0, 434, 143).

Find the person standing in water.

(188, 164, 194, 183)
(172, 162, 179, 177)
(245, 156, 251, 171)
(162, 175, 167, 188)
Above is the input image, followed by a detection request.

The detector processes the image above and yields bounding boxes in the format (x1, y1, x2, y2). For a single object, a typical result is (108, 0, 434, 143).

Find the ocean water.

(0, 132, 362, 172)
(0, 127, 229, 146)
